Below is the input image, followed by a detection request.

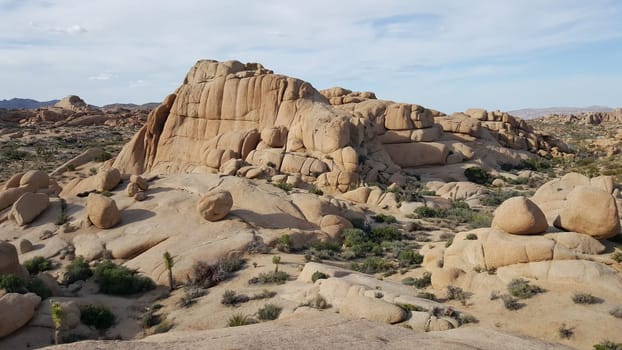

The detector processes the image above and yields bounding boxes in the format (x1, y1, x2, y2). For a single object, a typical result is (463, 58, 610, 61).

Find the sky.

(1, 0, 621, 113)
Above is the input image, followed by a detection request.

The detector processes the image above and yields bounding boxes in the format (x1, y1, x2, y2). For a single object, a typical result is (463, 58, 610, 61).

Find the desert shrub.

(413, 206, 444, 218)
(221, 290, 250, 306)
(26, 277, 52, 299)
(369, 226, 402, 242)
(248, 271, 290, 285)
(464, 167, 491, 185)
(458, 313, 478, 325)
(300, 295, 330, 309)
(62, 333, 88, 343)
(191, 256, 244, 288)
(507, 278, 545, 299)
(257, 303, 282, 321)
(559, 323, 574, 339)
(611, 251, 622, 263)
(178, 286, 206, 307)
(141, 309, 162, 328)
(521, 158, 552, 172)
(416, 292, 436, 300)
(446, 285, 469, 305)
(308, 241, 341, 252)
(401, 277, 416, 286)
(481, 190, 521, 207)
(609, 307, 622, 318)
(272, 182, 293, 192)
(593, 341, 622, 350)
(276, 234, 291, 252)
(445, 236, 454, 248)
(397, 249, 423, 266)
(153, 321, 173, 333)
(227, 314, 251, 327)
(89, 167, 98, 175)
(342, 228, 368, 247)
(397, 303, 428, 312)
(24, 256, 52, 275)
(351, 257, 395, 274)
(79, 304, 116, 330)
(309, 187, 323, 195)
(372, 213, 397, 224)
(572, 292, 602, 304)
(250, 289, 276, 300)
(0, 274, 26, 293)
(311, 271, 329, 283)
(412, 272, 432, 289)
(349, 217, 371, 232)
(501, 294, 524, 310)
(64, 256, 93, 284)
(93, 260, 155, 295)
(55, 212, 69, 225)
(465, 233, 478, 240)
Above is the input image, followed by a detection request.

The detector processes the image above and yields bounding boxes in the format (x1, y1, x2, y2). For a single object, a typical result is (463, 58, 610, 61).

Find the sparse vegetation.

(611, 251, 622, 263)
(163, 251, 174, 291)
(351, 257, 395, 274)
(190, 256, 245, 288)
(610, 306, 622, 318)
(416, 292, 437, 300)
(464, 166, 492, 185)
(507, 278, 545, 299)
(79, 304, 116, 330)
(593, 341, 622, 350)
(221, 290, 250, 306)
(558, 323, 574, 339)
(178, 286, 206, 307)
(248, 271, 290, 285)
(372, 213, 397, 224)
(276, 235, 291, 252)
(481, 190, 521, 207)
(446, 285, 469, 305)
(51, 301, 64, 345)
(311, 271, 329, 283)
(300, 295, 330, 309)
(501, 294, 524, 310)
(272, 182, 293, 192)
(309, 187, 324, 195)
(257, 303, 282, 321)
(63, 256, 93, 284)
(0, 274, 26, 293)
(572, 292, 601, 304)
(93, 260, 155, 295)
(465, 233, 478, 240)
(24, 256, 52, 275)
(227, 313, 251, 327)
(26, 277, 52, 299)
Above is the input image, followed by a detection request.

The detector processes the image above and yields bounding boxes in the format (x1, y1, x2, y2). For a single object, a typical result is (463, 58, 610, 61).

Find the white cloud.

(89, 73, 115, 81)
(0, 0, 620, 110)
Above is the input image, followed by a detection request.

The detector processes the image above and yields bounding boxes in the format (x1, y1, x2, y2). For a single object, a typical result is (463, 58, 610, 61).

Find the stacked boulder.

(0, 170, 51, 225)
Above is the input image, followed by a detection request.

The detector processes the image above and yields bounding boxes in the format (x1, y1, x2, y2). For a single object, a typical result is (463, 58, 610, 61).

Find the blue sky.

(0, 0, 621, 113)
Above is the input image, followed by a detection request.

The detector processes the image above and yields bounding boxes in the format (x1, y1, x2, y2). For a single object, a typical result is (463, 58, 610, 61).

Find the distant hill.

(0, 98, 59, 109)
(101, 102, 159, 110)
(509, 106, 614, 119)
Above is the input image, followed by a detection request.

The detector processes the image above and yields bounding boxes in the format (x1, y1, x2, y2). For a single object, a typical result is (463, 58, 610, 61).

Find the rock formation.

(113, 59, 571, 193)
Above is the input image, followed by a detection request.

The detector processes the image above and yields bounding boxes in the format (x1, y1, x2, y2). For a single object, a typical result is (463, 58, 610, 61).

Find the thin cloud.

(49, 24, 88, 34)
(89, 73, 116, 81)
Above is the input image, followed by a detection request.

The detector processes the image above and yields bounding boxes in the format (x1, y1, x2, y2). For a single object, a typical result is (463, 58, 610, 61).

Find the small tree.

(272, 256, 281, 273)
(163, 251, 174, 291)
(51, 301, 64, 345)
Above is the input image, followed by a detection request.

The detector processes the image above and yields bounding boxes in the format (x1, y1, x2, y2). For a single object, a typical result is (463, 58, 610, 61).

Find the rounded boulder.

(555, 186, 620, 239)
(492, 196, 548, 235)
(87, 193, 121, 229)
(197, 190, 233, 221)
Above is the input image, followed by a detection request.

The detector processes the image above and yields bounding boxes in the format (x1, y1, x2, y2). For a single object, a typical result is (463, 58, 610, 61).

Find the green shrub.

(501, 294, 524, 310)
(401, 277, 416, 286)
(191, 256, 244, 288)
(276, 234, 291, 252)
(369, 226, 402, 242)
(79, 304, 116, 330)
(350, 257, 395, 274)
(227, 314, 251, 327)
(572, 292, 601, 304)
(93, 150, 112, 162)
(559, 323, 574, 339)
(481, 190, 521, 207)
(93, 260, 155, 295)
(446, 285, 469, 305)
(55, 212, 69, 225)
(465, 233, 478, 240)
(593, 341, 622, 350)
(221, 289, 250, 306)
(26, 277, 52, 299)
(257, 303, 282, 321)
(248, 271, 290, 285)
(464, 167, 491, 185)
(372, 214, 397, 224)
(309, 187, 324, 195)
(153, 321, 173, 333)
(0, 274, 26, 293)
(178, 286, 206, 307)
(250, 289, 277, 300)
(397, 250, 423, 266)
(24, 256, 52, 275)
(412, 272, 432, 289)
(308, 241, 341, 252)
(507, 278, 545, 299)
(349, 217, 370, 232)
(413, 206, 444, 218)
(343, 228, 369, 247)
(612, 251, 622, 263)
(311, 271, 329, 283)
(64, 256, 93, 284)
(272, 182, 293, 192)
(397, 303, 428, 312)
(416, 292, 436, 300)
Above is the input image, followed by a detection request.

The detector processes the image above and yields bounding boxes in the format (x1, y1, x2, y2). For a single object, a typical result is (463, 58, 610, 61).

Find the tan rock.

(340, 187, 371, 203)
(73, 234, 105, 261)
(555, 186, 620, 239)
(9, 192, 49, 226)
(383, 142, 449, 167)
(126, 182, 140, 197)
(19, 170, 49, 190)
(197, 191, 233, 221)
(2, 172, 24, 190)
(590, 175, 615, 194)
(19, 239, 33, 254)
(86, 193, 121, 229)
(0, 293, 41, 337)
(0, 242, 29, 280)
(338, 295, 406, 324)
(96, 168, 121, 192)
(0, 185, 35, 211)
(491, 197, 548, 235)
(319, 215, 353, 240)
(130, 174, 149, 191)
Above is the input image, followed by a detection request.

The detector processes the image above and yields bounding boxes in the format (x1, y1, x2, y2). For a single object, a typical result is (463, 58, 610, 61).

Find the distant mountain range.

(0, 98, 60, 109)
(0, 98, 157, 110)
(508, 106, 615, 119)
